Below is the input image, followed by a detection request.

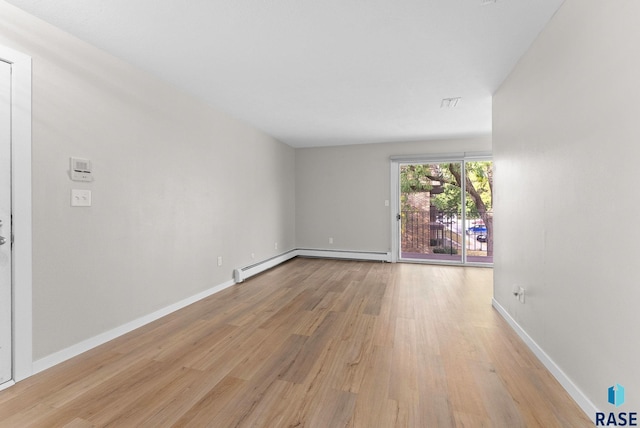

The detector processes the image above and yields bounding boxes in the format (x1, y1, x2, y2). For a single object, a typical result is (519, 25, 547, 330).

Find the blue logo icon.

(609, 384, 625, 407)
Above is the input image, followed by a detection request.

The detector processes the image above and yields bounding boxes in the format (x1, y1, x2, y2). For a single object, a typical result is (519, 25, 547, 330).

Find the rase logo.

(596, 384, 637, 426)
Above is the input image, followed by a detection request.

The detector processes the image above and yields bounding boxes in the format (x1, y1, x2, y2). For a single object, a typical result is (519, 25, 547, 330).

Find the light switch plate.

(71, 189, 92, 207)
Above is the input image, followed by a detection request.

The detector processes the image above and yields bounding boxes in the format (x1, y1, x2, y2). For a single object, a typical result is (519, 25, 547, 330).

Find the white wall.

(296, 137, 491, 252)
(0, 1, 295, 361)
(493, 0, 640, 412)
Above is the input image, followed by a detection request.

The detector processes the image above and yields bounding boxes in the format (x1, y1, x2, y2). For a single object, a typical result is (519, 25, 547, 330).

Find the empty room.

(0, 0, 637, 426)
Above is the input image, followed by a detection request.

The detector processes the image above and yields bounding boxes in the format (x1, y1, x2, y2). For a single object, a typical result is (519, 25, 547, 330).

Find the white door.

(0, 60, 11, 385)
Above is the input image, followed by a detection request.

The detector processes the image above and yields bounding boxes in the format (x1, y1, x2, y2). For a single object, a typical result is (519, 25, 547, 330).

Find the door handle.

(0, 236, 5, 245)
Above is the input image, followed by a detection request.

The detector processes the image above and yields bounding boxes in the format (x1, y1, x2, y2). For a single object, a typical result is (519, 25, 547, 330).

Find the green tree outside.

(400, 161, 493, 256)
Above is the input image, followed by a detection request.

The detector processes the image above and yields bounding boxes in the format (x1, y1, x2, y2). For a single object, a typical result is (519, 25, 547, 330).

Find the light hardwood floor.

(0, 258, 592, 427)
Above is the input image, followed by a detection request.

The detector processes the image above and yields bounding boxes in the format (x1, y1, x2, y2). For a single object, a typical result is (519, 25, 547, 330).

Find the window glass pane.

(400, 162, 463, 263)
(464, 161, 493, 264)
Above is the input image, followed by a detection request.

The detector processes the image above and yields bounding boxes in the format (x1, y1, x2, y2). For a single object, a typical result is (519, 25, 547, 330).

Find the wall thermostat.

(70, 157, 93, 182)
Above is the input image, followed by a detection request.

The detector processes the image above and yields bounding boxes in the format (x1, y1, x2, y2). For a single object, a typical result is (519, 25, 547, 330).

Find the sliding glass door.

(464, 161, 493, 264)
(394, 156, 493, 265)
(399, 162, 464, 263)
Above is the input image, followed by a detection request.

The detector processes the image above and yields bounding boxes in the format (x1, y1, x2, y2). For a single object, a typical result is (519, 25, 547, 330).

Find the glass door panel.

(400, 162, 463, 263)
(464, 161, 493, 264)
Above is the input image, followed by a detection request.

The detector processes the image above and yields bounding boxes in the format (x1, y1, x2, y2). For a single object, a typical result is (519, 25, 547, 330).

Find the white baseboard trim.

(297, 248, 391, 262)
(491, 298, 598, 419)
(0, 380, 15, 392)
(32, 279, 236, 375)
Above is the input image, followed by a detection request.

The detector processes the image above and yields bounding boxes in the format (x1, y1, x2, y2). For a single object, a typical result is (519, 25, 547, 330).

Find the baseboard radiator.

(233, 249, 298, 283)
(233, 248, 391, 283)
(297, 248, 391, 262)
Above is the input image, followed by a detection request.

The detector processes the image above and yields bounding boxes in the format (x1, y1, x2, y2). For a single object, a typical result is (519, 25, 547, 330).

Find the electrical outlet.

(217, 256, 223, 266)
(251, 253, 255, 259)
(274, 242, 278, 250)
(329, 237, 333, 244)
(512, 285, 525, 303)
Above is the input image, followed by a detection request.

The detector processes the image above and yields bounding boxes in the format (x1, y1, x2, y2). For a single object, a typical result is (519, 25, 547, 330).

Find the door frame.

(0, 44, 32, 385)
(390, 151, 491, 265)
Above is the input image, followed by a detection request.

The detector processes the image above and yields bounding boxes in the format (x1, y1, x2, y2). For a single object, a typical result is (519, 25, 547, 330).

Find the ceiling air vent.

(481, 0, 497, 5)
(441, 97, 462, 108)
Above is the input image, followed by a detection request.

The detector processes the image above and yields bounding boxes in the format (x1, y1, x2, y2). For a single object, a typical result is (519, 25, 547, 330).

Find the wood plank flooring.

(0, 258, 592, 427)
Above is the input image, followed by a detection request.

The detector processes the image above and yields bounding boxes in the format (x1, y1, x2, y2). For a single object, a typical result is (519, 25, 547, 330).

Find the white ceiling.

(6, 0, 564, 148)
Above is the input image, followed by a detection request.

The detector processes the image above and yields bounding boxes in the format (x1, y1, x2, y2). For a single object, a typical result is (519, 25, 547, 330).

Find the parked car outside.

(466, 224, 487, 234)
(476, 234, 487, 243)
